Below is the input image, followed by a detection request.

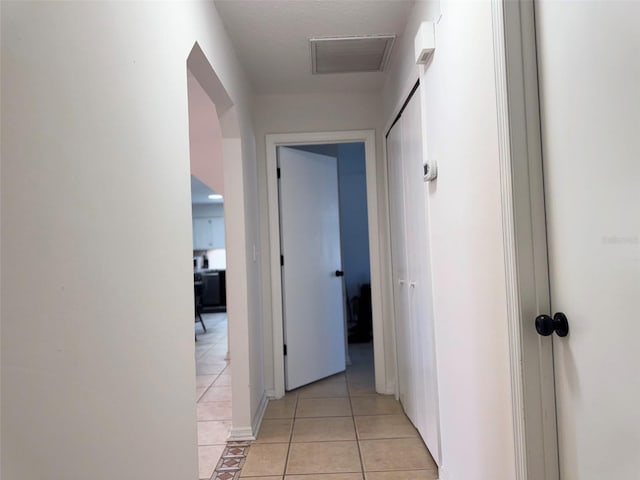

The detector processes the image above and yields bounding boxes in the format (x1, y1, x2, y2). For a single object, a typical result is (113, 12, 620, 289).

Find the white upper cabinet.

(193, 217, 224, 250)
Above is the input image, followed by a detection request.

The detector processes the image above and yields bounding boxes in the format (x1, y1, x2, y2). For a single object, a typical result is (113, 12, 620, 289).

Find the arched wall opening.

(186, 42, 255, 454)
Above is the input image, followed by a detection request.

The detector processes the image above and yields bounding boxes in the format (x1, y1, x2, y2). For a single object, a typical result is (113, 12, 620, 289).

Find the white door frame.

(266, 130, 386, 398)
(493, 1, 560, 479)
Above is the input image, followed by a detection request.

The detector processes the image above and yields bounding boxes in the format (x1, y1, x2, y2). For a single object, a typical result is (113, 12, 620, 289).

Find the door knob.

(535, 312, 569, 337)
(335, 270, 344, 277)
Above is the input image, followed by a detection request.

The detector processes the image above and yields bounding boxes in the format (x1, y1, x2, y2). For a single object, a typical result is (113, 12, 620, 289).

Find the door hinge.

(283, 344, 287, 356)
(277, 167, 281, 179)
(280, 255, 284, 266)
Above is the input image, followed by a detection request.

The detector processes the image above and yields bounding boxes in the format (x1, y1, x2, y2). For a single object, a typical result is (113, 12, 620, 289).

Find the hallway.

(211, 344, 437, 479)
(2, 2, 559, 479)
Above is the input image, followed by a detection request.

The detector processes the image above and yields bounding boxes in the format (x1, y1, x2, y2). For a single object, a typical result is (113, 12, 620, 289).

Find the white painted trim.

(227, 427, 255, 442)
(383, 381, 396, 397)
(377, 146, 398, 398)
(493, 1, 559, 479)
(266, 130, 386, 398)
(491, 2, 527, 478)
(438, 465, 451, 480)
(251, 393, 268, 438)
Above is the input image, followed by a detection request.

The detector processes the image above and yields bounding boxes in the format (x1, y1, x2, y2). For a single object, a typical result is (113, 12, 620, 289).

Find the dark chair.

(348, 283, 372, 343)
(194, 281, 207, 337)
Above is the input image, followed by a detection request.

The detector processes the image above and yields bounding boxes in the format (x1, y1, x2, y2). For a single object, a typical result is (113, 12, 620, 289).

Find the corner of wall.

(227, 390, 267, 442)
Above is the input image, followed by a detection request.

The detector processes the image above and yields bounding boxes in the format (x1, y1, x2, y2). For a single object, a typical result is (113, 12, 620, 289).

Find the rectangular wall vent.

(310, 35, 396, 74)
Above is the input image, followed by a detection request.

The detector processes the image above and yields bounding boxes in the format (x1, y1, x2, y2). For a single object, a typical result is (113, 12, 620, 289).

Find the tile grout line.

(280, 391, 300, 477)
(347, 372, 367, 480)
(198, 370, 225, 401)
(197, 336, 231, 403)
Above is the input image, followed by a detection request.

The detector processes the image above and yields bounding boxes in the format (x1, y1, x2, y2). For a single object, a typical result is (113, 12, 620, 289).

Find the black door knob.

(535, 312, 569, 337)
(335, 270, 344, 277)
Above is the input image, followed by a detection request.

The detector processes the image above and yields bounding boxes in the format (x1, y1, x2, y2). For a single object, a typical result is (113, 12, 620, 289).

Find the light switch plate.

(423, 158, 438, 182)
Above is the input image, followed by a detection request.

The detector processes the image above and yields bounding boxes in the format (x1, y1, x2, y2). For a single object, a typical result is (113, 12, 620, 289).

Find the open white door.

(278, 146, 346, 390)
(536, 3, 640, 478)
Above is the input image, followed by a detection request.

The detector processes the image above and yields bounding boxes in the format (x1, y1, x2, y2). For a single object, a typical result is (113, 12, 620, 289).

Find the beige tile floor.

(195, 313, 233, 480)
(195, 315, 438, 480)
(243, 344, 439, 480)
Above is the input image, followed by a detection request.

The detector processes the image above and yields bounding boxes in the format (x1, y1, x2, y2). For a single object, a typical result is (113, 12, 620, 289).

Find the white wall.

(382, 1, 516, 479)
(252, 92, 395, 394)
(192, 203, 225, 218)
(0, 1, 262, 478)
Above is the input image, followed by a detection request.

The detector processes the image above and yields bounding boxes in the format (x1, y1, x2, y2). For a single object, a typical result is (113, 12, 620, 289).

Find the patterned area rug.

(211, 441, 252, 480)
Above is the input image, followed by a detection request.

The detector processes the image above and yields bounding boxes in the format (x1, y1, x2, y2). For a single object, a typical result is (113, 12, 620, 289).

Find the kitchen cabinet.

(192, 217, 224, 250)
(201, 270, 226, 308)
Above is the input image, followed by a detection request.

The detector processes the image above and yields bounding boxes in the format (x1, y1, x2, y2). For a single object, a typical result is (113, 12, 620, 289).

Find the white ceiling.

(191, 176, 224, 205)
(214, 0, 416, 94)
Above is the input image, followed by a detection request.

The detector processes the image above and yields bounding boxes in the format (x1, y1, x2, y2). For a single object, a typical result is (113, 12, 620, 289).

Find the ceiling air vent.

(310, 35, 396, 74)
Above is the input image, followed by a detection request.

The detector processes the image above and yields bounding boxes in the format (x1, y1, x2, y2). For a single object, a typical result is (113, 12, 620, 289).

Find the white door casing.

(495, 1, 559, 477)
(266, 130, 387, 399)
(536, 2, 640, 478)
(278, 146, 346, 390)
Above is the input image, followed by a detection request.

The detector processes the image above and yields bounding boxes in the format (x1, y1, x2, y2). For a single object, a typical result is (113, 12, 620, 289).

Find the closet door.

(386, 117, 416, 419)
(400, 90, 441, 463)
(387, 85, 441, 465)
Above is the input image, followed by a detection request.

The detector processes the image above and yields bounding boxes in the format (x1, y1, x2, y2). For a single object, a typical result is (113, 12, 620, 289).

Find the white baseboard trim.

(227, 426, 255, 441)
(381, 381, 396, 396)
(227, 392, 269, 442)
(265, 388, 277, 399)
(438, 465, 450, 480)
(251, 392, 269, 436)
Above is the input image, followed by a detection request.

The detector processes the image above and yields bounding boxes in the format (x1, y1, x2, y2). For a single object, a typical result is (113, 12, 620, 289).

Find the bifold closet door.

(387, 86, 441, 464)
(387, 116, 416, 419)
(399, 90, 441, 464)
